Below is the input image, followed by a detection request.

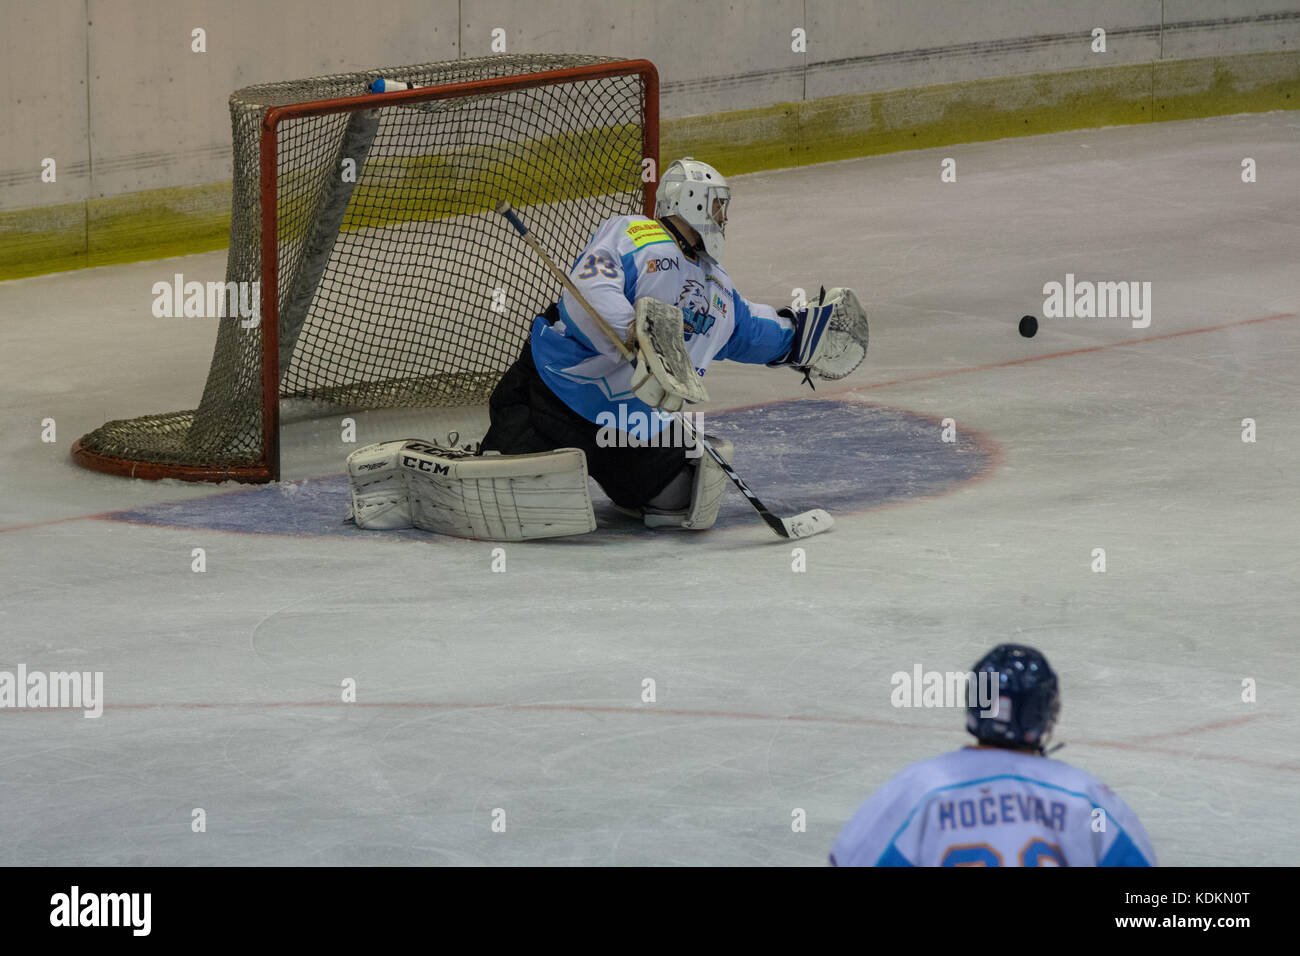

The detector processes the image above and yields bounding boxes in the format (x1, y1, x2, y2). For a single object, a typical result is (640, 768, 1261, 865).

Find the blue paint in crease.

(105, 399, 994, 537)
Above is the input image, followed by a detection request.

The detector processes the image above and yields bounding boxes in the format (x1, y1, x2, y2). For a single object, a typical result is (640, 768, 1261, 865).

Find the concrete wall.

(2, 0, 1297, 278)
(2, 0, 463, 210)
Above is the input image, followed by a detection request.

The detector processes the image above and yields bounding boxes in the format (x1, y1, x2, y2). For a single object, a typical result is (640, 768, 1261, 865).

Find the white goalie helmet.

(654, 157, 730, 261)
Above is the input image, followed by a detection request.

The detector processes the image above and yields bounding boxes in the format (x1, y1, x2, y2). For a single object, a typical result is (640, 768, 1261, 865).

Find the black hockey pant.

(481, 337, 692, 510)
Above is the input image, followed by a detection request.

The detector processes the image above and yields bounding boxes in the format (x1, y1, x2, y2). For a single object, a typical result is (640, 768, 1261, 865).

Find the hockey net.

(72, 54, 658, 481)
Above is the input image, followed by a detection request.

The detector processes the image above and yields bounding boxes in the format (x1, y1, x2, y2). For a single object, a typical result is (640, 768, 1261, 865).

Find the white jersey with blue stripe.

(830, 747, 1156, 867)
(530, 215, 793, 434)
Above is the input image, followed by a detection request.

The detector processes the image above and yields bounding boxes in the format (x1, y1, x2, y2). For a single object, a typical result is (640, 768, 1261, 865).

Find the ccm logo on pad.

(402, 455, 450, 475)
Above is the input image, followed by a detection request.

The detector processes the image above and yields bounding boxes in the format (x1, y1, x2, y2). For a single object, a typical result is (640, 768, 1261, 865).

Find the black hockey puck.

(1019, 314, 1038, 338)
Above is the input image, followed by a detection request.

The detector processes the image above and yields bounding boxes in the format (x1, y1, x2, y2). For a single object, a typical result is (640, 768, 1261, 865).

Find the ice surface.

(1, 113, 1297, 865)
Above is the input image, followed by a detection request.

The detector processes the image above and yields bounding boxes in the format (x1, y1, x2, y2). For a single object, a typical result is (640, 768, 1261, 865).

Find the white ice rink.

(2, 112, 1297, 866)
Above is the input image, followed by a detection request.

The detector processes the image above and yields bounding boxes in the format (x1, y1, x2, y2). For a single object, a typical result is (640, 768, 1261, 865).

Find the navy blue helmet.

(966, 644, 1060, 753)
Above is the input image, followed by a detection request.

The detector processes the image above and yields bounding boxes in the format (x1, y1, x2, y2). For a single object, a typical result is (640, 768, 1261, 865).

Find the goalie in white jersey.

(479, 157, 866, 530)
(345, 158, 867, 540)
(831, 644, 1156, 867)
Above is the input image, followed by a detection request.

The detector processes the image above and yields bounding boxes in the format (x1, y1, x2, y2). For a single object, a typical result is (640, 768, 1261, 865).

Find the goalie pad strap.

(347, 440, 596, 541)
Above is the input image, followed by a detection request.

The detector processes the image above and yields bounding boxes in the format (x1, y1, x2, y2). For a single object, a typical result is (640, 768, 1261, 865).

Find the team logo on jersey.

(683, 310, 715, 338)
(676, 280, 715, 339)
(677, 280, 707, 312)
(645, 256, 680, 274)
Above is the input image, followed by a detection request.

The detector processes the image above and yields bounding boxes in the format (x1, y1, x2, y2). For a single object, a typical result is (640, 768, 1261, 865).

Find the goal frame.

(71, 58, 659, 483)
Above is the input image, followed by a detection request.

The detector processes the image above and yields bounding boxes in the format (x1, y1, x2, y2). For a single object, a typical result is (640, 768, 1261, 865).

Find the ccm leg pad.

(347, 440, 596, 541)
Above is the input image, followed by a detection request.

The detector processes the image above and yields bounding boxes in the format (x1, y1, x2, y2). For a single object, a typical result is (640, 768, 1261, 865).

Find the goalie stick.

(495, 200, 834, 540)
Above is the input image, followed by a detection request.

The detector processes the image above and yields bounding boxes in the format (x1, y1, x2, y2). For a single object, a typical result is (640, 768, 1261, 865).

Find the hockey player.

(830, 644, 1156, 867)
(479, 156, 863, 530)
(344, 158, 866, 540)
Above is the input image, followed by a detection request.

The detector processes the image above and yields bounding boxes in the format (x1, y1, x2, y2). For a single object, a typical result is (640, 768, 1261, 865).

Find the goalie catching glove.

(773, 287, 869, 385)
(629, 297, 710, 412)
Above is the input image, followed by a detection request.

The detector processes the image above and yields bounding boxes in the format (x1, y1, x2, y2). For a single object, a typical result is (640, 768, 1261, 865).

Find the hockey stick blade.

(782, 509, 835, 539)
(696, 428, 834, 539)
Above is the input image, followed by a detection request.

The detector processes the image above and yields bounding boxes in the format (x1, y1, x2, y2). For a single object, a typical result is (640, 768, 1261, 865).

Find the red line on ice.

(5, 698, 1292, 773)
(829, 311, 1297, 398)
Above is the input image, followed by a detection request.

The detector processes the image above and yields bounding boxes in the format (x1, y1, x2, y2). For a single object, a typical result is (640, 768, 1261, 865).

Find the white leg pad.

(642, 436, 733, 531)
(347, 440, 596, 541)
(346, 440, 416, 530)
(683, 436, 732, 529)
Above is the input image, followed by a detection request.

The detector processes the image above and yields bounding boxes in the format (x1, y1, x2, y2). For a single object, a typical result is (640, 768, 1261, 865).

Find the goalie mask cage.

(72, 54, 658, 482)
